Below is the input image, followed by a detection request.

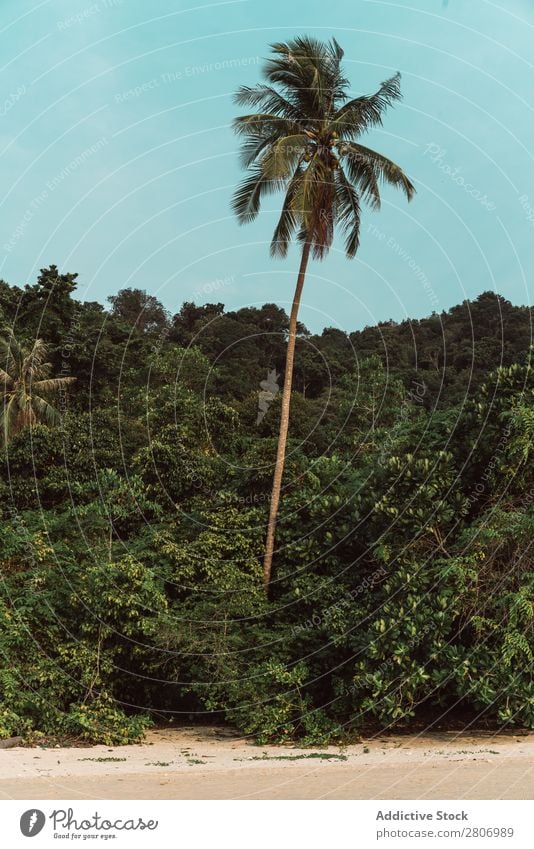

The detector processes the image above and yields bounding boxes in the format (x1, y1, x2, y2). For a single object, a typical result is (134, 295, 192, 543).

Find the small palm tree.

(0, 333, 76, 444)
(232, 37, 415, 593)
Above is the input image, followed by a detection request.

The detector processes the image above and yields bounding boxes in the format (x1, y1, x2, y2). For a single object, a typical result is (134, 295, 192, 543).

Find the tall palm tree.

(0, 333, 76, 444)
(232, 36, 415, 593)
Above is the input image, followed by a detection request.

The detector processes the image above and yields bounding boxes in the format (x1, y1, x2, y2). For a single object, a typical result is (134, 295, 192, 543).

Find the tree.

(108, 288, 169, 334)
(170, 302, 225, 346)
(20, 265, 78, 344)
(232, 36, 415, 591)
(0, 334, 76, 444)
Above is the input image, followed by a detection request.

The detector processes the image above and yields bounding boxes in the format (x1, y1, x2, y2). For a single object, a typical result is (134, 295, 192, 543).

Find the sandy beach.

(0, 727, 532, 800)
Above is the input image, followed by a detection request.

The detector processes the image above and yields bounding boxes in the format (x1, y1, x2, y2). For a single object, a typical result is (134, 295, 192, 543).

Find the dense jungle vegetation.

(0, 265, 532, 744)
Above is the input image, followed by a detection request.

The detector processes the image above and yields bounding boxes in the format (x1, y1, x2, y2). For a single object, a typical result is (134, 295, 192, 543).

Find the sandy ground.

(0, 726, 532, 800)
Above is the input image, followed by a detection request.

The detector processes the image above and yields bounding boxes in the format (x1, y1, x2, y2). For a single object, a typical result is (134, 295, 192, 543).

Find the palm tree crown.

(0, 334, 76, 444)
(233, 36, 415, 259)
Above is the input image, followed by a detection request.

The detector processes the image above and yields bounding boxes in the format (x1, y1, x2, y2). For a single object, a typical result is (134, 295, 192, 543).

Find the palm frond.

(32, 376, 76, 393)
(234, 85, 303, 122)
(233, 114, 302, 139)
(260, 134, 309, 180)
(0, 394, 19, 446)
(0, 334, 20, 381)
(0, 368, 13, 389)
(331, 72, 403, 136)
(329, 37, 344, 64)
(22, 338, 48, 374)
(232, 166, 282, 224)
(31, 394, 61, 426)
(270, 166, 304, 257)
(292, 157, 336, 259)
(344, 142, 415, 201)
(266, 37, 348, 119)
(238, 134, 275, 168)
(335, 165, 361, 258)
(342, 147, 381, 209)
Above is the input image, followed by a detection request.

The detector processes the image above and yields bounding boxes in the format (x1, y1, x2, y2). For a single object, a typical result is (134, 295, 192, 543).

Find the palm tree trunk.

(262, 239, 311, 594)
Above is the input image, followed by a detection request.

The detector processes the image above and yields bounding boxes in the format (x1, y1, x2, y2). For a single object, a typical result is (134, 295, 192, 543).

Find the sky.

(0, 0, 533, 333)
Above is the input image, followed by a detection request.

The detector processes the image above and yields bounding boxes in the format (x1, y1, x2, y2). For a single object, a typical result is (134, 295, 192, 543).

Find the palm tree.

(232, 37, 415, 594)
(0, 333, 76, 444)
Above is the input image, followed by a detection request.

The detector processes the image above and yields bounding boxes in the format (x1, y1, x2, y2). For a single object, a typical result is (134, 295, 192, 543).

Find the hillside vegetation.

(0, 267, 532, 744)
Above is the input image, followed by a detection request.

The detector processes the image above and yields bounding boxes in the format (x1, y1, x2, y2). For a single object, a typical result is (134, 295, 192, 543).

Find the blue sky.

(0, 0, 533, 332)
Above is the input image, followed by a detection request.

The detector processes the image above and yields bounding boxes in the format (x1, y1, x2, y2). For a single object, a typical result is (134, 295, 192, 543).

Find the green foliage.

(223, 660, 340, 745)
(0, 334, 75, 445)
(0, 269, 532, 743)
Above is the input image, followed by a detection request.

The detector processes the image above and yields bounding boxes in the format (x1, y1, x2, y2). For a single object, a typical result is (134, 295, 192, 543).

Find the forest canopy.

(0, 266, 532, 744)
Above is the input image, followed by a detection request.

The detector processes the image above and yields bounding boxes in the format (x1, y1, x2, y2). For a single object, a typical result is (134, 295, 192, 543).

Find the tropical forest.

(0, 38, 532, 747)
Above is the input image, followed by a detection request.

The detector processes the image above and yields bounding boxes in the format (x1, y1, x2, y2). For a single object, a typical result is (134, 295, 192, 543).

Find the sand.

(0, 726, 532, 800)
